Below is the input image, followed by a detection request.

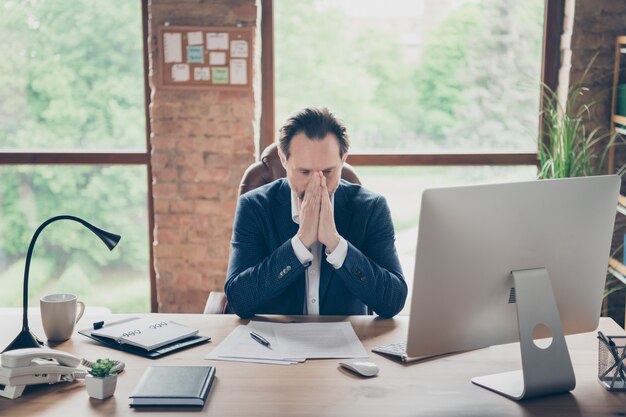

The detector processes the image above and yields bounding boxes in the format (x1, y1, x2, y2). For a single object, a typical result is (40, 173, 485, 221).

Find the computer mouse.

(338, 360, 379, 377)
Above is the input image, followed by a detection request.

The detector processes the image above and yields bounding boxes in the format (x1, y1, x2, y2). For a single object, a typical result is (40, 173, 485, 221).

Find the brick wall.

(571, 0, 626, 325)
(148, 0, 259, 312)
(570, 0, 626, 180)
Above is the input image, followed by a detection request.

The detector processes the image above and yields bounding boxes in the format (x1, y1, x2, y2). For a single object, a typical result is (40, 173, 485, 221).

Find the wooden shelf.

(618, 195, 626, 216)
(612, 114, 626, 125)
(611, 195, 626, 282)
(608, 257, 626, 285)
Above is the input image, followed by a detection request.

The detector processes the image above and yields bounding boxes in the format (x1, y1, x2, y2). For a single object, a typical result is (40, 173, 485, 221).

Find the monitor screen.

(406, 175, 620, 358)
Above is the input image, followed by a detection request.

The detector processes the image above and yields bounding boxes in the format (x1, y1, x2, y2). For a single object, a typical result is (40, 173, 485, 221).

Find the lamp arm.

(21, 215, 104, 330)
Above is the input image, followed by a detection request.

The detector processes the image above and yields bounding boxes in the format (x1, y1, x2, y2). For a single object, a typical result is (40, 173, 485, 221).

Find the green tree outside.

(0, 0, 149, 312)
(276, 0, 544, 151)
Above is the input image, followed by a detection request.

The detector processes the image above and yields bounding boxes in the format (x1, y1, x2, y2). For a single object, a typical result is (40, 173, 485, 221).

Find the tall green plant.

(538, 60, 614, 179)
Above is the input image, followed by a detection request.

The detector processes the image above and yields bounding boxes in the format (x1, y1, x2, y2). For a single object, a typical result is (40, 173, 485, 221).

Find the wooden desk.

(0, 314, 624, 416)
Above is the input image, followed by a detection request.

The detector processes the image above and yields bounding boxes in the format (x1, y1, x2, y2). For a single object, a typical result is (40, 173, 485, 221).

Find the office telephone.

(0, 348, 86, 399)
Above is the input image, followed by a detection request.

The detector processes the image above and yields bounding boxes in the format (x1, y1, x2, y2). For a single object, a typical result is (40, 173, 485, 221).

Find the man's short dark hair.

(278, 107, 350, 159)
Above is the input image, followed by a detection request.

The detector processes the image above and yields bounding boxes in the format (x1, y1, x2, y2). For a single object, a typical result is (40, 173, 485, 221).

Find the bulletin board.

(156, 25, 254, 90)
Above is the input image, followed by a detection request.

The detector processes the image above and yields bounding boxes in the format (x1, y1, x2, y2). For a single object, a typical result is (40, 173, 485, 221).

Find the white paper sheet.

(230, 59, 247, 85)
(274, 322, 368, 359)
(194, 67, 210, 81)
(204, 321, 366, 365)
(171, 64, 190, 82)
(205, 356, 300, 365)
(209, 51, 226, 65)
(230, 40, 248, 58)
(163, 33, 182, 63)
(207, 32, 228, 50)
(204, 325, 304, 365)
(187, 31, 203, 46)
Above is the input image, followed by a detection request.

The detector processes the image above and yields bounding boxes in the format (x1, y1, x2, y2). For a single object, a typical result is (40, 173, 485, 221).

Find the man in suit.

(225, 107, 407, 318)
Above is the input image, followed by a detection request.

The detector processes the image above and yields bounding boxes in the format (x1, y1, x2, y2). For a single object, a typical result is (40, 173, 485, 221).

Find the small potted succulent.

(85, 359, 121, 400)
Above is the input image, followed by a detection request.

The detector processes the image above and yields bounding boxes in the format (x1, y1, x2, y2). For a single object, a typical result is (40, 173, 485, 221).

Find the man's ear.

(278, 147, 288, 169)
(341, 153, 348, 165)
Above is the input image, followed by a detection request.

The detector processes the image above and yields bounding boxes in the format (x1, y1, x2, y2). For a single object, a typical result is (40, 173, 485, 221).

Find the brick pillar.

(148, 0, 259, 312)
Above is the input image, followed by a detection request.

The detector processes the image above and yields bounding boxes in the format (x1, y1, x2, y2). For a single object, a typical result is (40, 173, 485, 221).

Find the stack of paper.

(205, 321, 367, 365)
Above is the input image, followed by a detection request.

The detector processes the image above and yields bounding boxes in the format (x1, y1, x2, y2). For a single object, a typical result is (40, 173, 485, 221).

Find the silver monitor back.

(406, 175, 620, 358)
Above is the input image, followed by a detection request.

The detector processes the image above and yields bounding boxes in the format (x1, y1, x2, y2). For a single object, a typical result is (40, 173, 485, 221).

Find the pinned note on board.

(194, 67, 210, 81)
(163, 33, 182, 63)
(230, 59, 247, 85)
(187, 45, 204, 63)
(187, 31, 203, 46)
(230, 40, 248, 58)
(207, 33, 229, 50)
(209, 52, 226, 66)
(171, 64, 190, 82)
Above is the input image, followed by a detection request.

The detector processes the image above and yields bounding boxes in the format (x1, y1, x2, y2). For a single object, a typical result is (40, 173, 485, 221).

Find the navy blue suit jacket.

(224, 178, 407, 318)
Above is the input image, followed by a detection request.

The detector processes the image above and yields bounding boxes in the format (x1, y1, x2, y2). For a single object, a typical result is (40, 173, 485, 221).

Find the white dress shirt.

(289, 190, 348, 315)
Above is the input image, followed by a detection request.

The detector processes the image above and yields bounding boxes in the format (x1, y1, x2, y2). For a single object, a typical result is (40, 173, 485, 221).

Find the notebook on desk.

(129, 366, 216, 407)
(91, 317, 198, 350)
(78, 317, 210, 359)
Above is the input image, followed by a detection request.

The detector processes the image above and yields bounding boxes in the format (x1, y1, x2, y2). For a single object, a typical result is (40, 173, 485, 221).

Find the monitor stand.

(471, 268, 576, 400)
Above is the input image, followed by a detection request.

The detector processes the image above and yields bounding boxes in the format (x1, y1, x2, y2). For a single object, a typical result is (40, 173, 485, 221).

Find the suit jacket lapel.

(273, 179, 298, 244)
(320, 182, 351, 310)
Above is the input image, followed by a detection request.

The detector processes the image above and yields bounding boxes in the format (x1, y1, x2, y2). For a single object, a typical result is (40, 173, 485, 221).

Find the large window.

(273, 0, 548, 313)
(275, 0, 545, 153)
(0, 1, 151, 312)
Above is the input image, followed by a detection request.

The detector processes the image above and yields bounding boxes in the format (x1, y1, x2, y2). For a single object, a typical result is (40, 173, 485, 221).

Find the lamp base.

(2, 329, 44, 353)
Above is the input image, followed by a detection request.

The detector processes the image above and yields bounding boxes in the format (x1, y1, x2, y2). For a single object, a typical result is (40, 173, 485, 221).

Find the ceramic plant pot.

(85, 374, 117, 399)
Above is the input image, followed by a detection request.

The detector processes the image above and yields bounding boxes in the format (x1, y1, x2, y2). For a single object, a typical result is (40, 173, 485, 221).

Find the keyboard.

(372, 342, 431, 363)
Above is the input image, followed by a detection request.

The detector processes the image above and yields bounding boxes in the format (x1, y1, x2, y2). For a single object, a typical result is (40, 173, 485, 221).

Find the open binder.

(78, 318, 210, 359)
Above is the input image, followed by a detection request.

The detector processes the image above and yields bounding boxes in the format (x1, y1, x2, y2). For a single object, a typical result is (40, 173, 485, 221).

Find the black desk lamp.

(2, 215, 121, 353)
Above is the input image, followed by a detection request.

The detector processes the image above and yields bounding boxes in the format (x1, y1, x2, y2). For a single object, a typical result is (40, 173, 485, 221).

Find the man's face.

(279, 132, 347, 199)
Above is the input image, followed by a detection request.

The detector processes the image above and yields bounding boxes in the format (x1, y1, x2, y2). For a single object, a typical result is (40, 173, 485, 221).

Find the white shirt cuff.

(325, 236, 348, 269)
(291, 236, 314, 265)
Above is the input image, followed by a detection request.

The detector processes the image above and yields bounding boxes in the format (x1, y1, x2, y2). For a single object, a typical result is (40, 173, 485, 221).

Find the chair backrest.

(239, 143, 361, 195)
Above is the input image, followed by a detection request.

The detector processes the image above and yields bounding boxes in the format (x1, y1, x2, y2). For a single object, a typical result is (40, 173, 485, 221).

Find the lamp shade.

(2, 215, 121, 352)
(85, 224, 121, 250)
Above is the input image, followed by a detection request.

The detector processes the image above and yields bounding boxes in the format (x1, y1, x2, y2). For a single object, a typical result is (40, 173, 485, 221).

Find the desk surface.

(0, 314, 624, 417)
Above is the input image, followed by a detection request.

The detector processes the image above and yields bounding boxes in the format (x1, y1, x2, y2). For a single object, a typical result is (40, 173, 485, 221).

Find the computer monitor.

(406, 175, 620, 400)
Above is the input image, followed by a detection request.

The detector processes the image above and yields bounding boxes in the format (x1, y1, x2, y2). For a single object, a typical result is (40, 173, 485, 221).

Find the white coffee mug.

(40, 294, 86, 342)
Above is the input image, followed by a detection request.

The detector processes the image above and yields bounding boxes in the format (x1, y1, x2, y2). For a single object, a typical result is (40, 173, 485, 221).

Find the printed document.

(204, 321, 367, 365)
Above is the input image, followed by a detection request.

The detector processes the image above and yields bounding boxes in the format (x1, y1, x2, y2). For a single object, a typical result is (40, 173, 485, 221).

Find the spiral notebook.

(79, 317, 210, 358)
(90, 318, 198, 350)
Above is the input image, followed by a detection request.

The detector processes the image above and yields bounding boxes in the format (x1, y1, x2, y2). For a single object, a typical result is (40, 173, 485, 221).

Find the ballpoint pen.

(249, 331, 271, 348)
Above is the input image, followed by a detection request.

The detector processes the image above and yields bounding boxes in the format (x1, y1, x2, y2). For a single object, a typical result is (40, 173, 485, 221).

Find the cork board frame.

(156, 25, 254, 90)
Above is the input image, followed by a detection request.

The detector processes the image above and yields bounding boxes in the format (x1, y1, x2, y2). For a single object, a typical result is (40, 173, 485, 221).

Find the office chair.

(203, 143, 361, 314)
